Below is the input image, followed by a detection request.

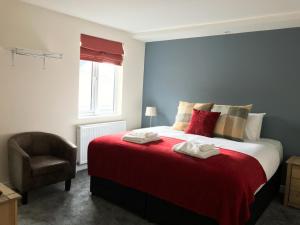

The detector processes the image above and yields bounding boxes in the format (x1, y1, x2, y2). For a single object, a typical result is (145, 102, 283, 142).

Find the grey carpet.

(19, 170, 300, 225)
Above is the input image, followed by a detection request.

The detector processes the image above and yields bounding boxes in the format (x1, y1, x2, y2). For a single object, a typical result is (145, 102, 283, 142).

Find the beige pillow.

(173, 101, 214, 131)
(211, 104, 252, 141)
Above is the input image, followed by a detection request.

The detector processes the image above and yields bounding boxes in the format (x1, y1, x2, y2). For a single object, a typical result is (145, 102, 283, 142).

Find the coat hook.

(11, 49, 16, 67)
(42, 55, 46, 69)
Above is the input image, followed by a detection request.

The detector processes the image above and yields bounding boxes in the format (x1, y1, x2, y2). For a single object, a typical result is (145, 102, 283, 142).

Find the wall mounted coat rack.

(9, 48, 63, 69)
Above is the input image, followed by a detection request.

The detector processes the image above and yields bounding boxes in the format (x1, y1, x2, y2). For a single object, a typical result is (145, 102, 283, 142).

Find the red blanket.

(88, 133, 267, 225)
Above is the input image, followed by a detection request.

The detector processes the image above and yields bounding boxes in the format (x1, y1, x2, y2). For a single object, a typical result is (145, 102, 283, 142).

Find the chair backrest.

(11, 132, 55, 156)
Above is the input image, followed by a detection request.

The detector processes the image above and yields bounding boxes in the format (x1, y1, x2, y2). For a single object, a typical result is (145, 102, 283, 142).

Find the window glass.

(78, 61, 121, 117)
(97, 63, 116, 113)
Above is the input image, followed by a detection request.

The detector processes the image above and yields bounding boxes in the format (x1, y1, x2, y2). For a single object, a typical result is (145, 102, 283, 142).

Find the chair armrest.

(7, 139, 31, 192)
(51, 135, 77, 175)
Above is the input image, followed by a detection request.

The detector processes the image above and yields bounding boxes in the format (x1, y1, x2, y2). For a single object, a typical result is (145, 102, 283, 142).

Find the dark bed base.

(90, 167, 281, 225)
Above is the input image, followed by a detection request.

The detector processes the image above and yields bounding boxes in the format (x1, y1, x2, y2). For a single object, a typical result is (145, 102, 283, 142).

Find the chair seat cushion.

(30, 155, 70, 176)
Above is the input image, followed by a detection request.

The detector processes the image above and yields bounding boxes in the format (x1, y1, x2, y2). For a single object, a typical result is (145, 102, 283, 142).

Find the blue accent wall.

(142, 28, 300, 157)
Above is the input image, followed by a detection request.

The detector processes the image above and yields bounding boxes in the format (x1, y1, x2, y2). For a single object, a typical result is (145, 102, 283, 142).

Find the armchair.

(8, 132, 77, 204)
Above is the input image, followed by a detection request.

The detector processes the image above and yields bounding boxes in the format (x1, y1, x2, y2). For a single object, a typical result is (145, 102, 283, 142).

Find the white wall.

(0, 0, 145, 183)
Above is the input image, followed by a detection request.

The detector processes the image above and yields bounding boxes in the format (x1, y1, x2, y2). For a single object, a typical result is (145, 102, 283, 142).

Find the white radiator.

(76, 120, 126, 165)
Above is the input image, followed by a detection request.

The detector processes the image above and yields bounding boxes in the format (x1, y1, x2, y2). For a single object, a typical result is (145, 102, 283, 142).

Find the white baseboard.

(76, 164, 87, 172)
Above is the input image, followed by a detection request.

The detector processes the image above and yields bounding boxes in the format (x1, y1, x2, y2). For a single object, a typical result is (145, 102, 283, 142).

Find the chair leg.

(65, 179, 71, 191)
(22, 192, 28, 205)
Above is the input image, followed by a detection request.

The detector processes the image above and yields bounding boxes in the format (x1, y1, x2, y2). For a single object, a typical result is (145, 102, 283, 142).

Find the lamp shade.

(145, 107, 157, 117)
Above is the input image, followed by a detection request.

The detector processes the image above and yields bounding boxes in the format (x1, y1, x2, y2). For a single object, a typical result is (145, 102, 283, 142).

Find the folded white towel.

(129, 131, 159, 139)
(122, 131, 160, 144)
(172, 142, 220, 159)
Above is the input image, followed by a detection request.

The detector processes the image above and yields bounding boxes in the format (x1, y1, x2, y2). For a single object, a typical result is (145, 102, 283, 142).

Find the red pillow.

(185, 109, 221, 137)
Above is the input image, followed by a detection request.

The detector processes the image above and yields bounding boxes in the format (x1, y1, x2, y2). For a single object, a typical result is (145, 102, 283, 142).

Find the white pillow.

(244, 113, 266, 141)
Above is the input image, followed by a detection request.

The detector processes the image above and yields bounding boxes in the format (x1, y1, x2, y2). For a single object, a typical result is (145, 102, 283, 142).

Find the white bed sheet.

(134, 126, 283, 182)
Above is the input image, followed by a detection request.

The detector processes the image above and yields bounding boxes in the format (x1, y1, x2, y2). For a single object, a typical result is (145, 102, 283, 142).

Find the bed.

(88, 126, 283, 225)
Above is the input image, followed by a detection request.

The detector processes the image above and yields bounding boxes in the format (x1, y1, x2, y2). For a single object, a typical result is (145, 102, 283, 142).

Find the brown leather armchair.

(7, 132, 77, 204)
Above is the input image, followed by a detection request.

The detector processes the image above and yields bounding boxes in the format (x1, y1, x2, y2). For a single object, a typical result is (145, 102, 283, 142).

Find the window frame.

(78, 60, 121, 118)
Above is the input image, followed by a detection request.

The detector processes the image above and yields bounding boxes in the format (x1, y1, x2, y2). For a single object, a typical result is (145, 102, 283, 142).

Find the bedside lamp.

(145, 106, 157, 127)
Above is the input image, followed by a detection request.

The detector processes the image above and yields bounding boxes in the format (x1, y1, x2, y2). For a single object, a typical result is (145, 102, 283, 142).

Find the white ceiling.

(21, 0, 300, 41)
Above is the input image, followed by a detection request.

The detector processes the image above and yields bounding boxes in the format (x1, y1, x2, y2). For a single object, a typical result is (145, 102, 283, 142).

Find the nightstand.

(284, 156, 300, 208)
(0, 183, 21, 225)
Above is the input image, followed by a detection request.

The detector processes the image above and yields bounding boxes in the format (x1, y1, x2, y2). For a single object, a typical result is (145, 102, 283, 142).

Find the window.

(79, 60, 122, 117)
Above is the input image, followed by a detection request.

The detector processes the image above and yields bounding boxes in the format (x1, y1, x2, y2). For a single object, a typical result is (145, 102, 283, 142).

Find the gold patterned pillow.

(211, 104, 252, 141)
(173, 101, 214, 131)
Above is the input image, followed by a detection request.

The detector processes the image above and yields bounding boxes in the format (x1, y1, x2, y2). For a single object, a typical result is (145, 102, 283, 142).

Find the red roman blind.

(80, 34, 124, 66)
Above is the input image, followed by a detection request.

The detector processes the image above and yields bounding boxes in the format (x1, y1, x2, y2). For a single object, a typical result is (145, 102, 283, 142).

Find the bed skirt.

(90, 166, 281, 225)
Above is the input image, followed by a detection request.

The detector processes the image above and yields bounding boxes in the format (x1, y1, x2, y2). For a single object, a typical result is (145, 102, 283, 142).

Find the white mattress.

(134, 126, 283, 182)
